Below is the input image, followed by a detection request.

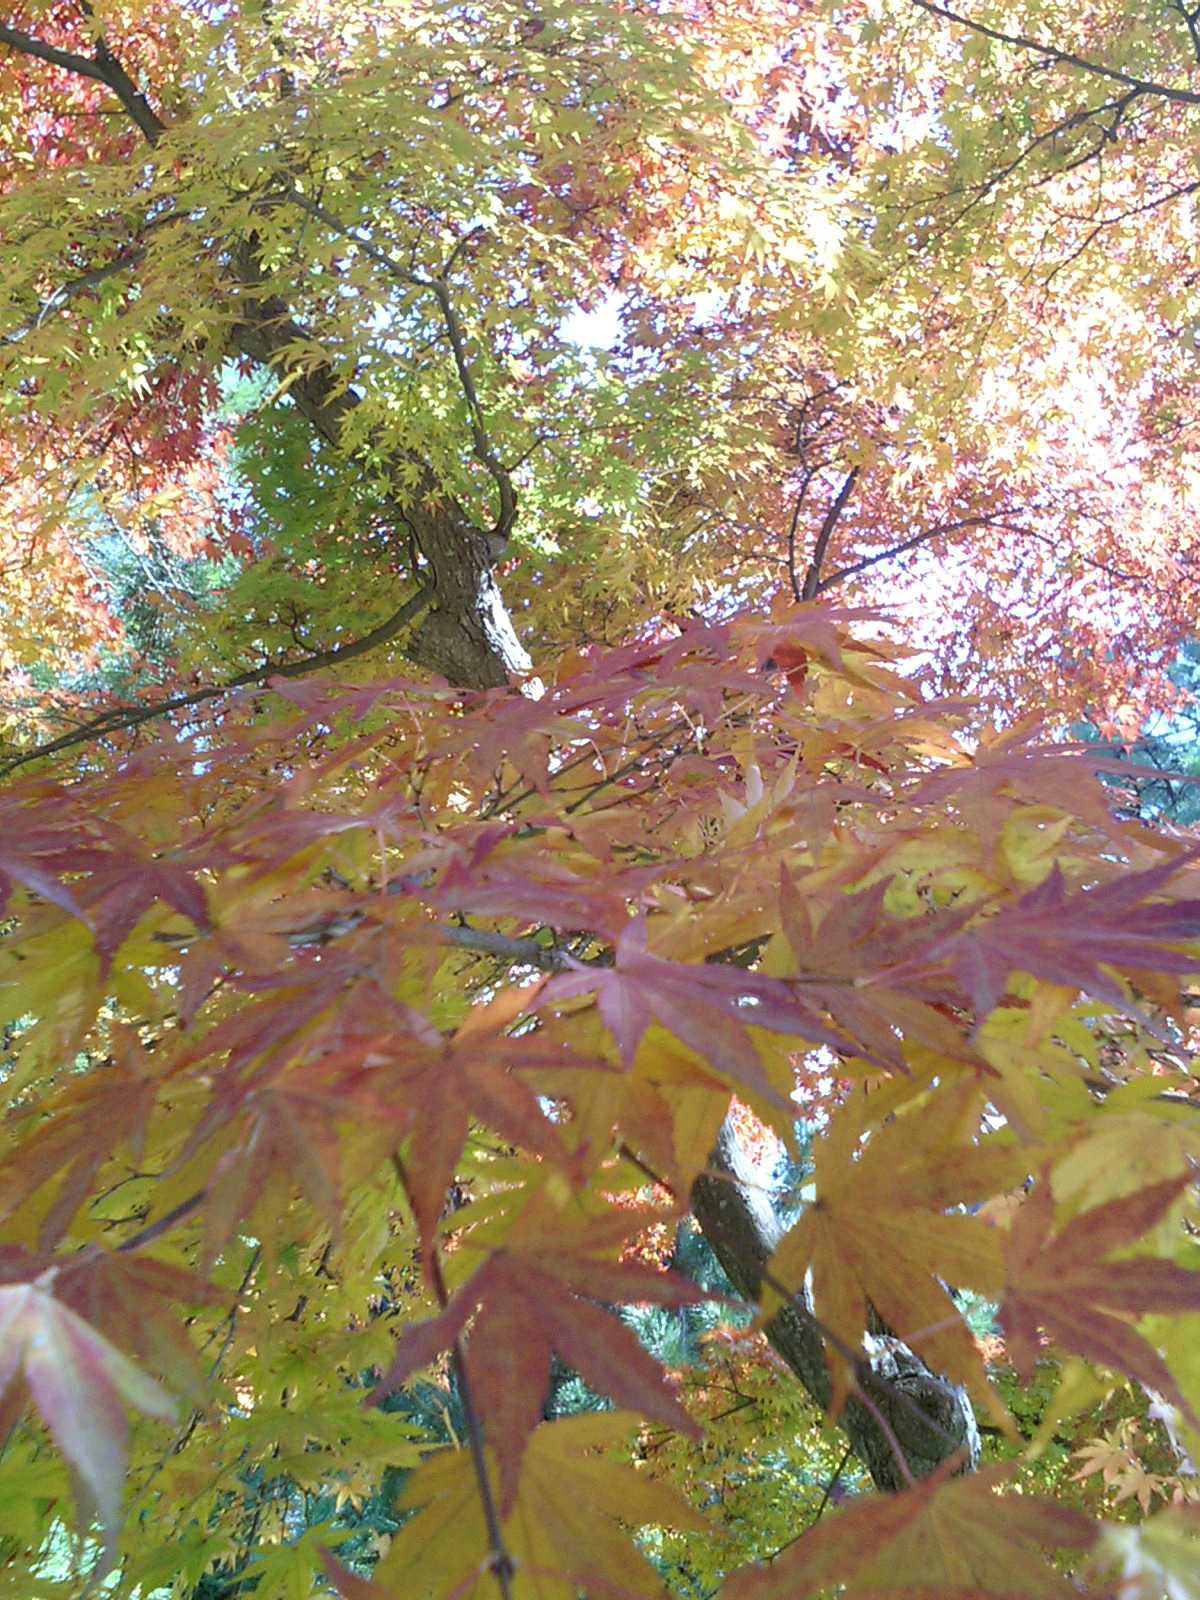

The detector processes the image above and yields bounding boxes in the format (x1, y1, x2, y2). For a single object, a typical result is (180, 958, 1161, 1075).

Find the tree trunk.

(229, 265, 529, 694)
(691, 1118, 980, 1491)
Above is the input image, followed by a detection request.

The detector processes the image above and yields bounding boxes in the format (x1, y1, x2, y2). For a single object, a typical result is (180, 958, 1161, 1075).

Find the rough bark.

(691, 1119, 980, 1492)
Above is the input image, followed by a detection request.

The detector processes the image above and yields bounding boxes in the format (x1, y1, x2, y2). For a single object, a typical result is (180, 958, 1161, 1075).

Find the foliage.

(2, 3, 1200, 1600)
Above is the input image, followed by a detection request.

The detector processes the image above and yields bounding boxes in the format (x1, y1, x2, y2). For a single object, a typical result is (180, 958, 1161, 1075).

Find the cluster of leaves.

(0, 605, 1196, 1596)
(5, 1, 1200, 1598)
(7, 1, 1200, 719)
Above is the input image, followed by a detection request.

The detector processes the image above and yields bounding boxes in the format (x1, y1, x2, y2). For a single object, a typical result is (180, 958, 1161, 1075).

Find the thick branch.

(0, 23, 112, 85)
(0, 17, 166, 142)
(690, 1122, 980, 1491)
(802, 467, 860, 599)
(3, 19, 526, 693)
(0, 588, 433, 780)
(89, 32, 165, 142)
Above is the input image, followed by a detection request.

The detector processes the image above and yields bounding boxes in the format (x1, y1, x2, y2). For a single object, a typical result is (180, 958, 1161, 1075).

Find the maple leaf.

(12, 4, 1200, 1580)
(326, 1413, 710, 1600)
(544, 917, 851, 1117)
(1071, 1430, 1169, 1515)
(52, 1249, 222, 1400)
(723, 1462, 1098, 1599)
(199, 1080, 346, 1259)
(744, 608, 896, 681)
(369, 1237, 707, 1510)
(1000, 1172, 1200, 1427)
(0, 843, 89, 924)
(778, 869, 969, 1071)
(318, 993, 578, 1261)
(920, 860, 1200, 1021)
(766, 1088, 1019, 1403)
(0, 1276, 176, 1575)
(81, 855, 211, 968)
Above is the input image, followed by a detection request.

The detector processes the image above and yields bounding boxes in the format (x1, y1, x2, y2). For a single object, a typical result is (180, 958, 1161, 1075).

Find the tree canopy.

(2, 2, 1200, 1597)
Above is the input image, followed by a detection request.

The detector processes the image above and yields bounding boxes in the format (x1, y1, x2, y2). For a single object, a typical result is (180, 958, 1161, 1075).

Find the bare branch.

(441, 925, 569, 970)
(690, 1124, 979, 1490)
(0, 587, 433, 780)
(79, 0, 165, 142)
(919, 89, 1141, 246)
(115, 1188, 206, 1253)
(816, 516, 979, 592)
(909, 0, 1200, 107)
(802, 466, 860, 599)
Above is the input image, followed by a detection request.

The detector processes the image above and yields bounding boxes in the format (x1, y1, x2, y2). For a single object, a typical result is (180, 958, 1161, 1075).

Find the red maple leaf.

(1001, 1172, 1200, 1427)
(368, 1226, 708, 1510)
(900, 859, 1200, 1019)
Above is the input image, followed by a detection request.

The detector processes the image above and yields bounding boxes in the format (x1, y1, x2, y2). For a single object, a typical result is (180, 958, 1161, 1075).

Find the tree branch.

(690, 1122, 980, 1492)
(0, 587, 433, 780)
(909, 0, 1200, 107)
(0, 14, 165, 143)
(393, 1155, 515, 1600)
(802, 467, 860, 600)
(1174, 1, 1200, 67)
(0, 248, 146, 347)
(785, 466, 817, 603)
(4, 17, 526, 691)
(814, 511, 1149, 594)
(280, 188, 517, 545)
(0, 23, 112, 85)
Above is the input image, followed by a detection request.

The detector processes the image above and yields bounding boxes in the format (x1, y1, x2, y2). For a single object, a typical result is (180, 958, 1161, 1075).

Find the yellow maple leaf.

(362, 1413, 710, 1599)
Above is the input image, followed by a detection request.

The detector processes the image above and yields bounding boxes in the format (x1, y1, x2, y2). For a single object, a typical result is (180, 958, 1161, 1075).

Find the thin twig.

(391, 1155, 515, 1600)
(764, 1440, 855, 1562)
(115, 1187, 207, 1253)
(280, 187, 517, 543)
(0, 587, 432, 780)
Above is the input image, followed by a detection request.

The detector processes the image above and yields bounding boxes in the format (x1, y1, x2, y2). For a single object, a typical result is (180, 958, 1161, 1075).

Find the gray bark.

(691, 1119, 980, 1491)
